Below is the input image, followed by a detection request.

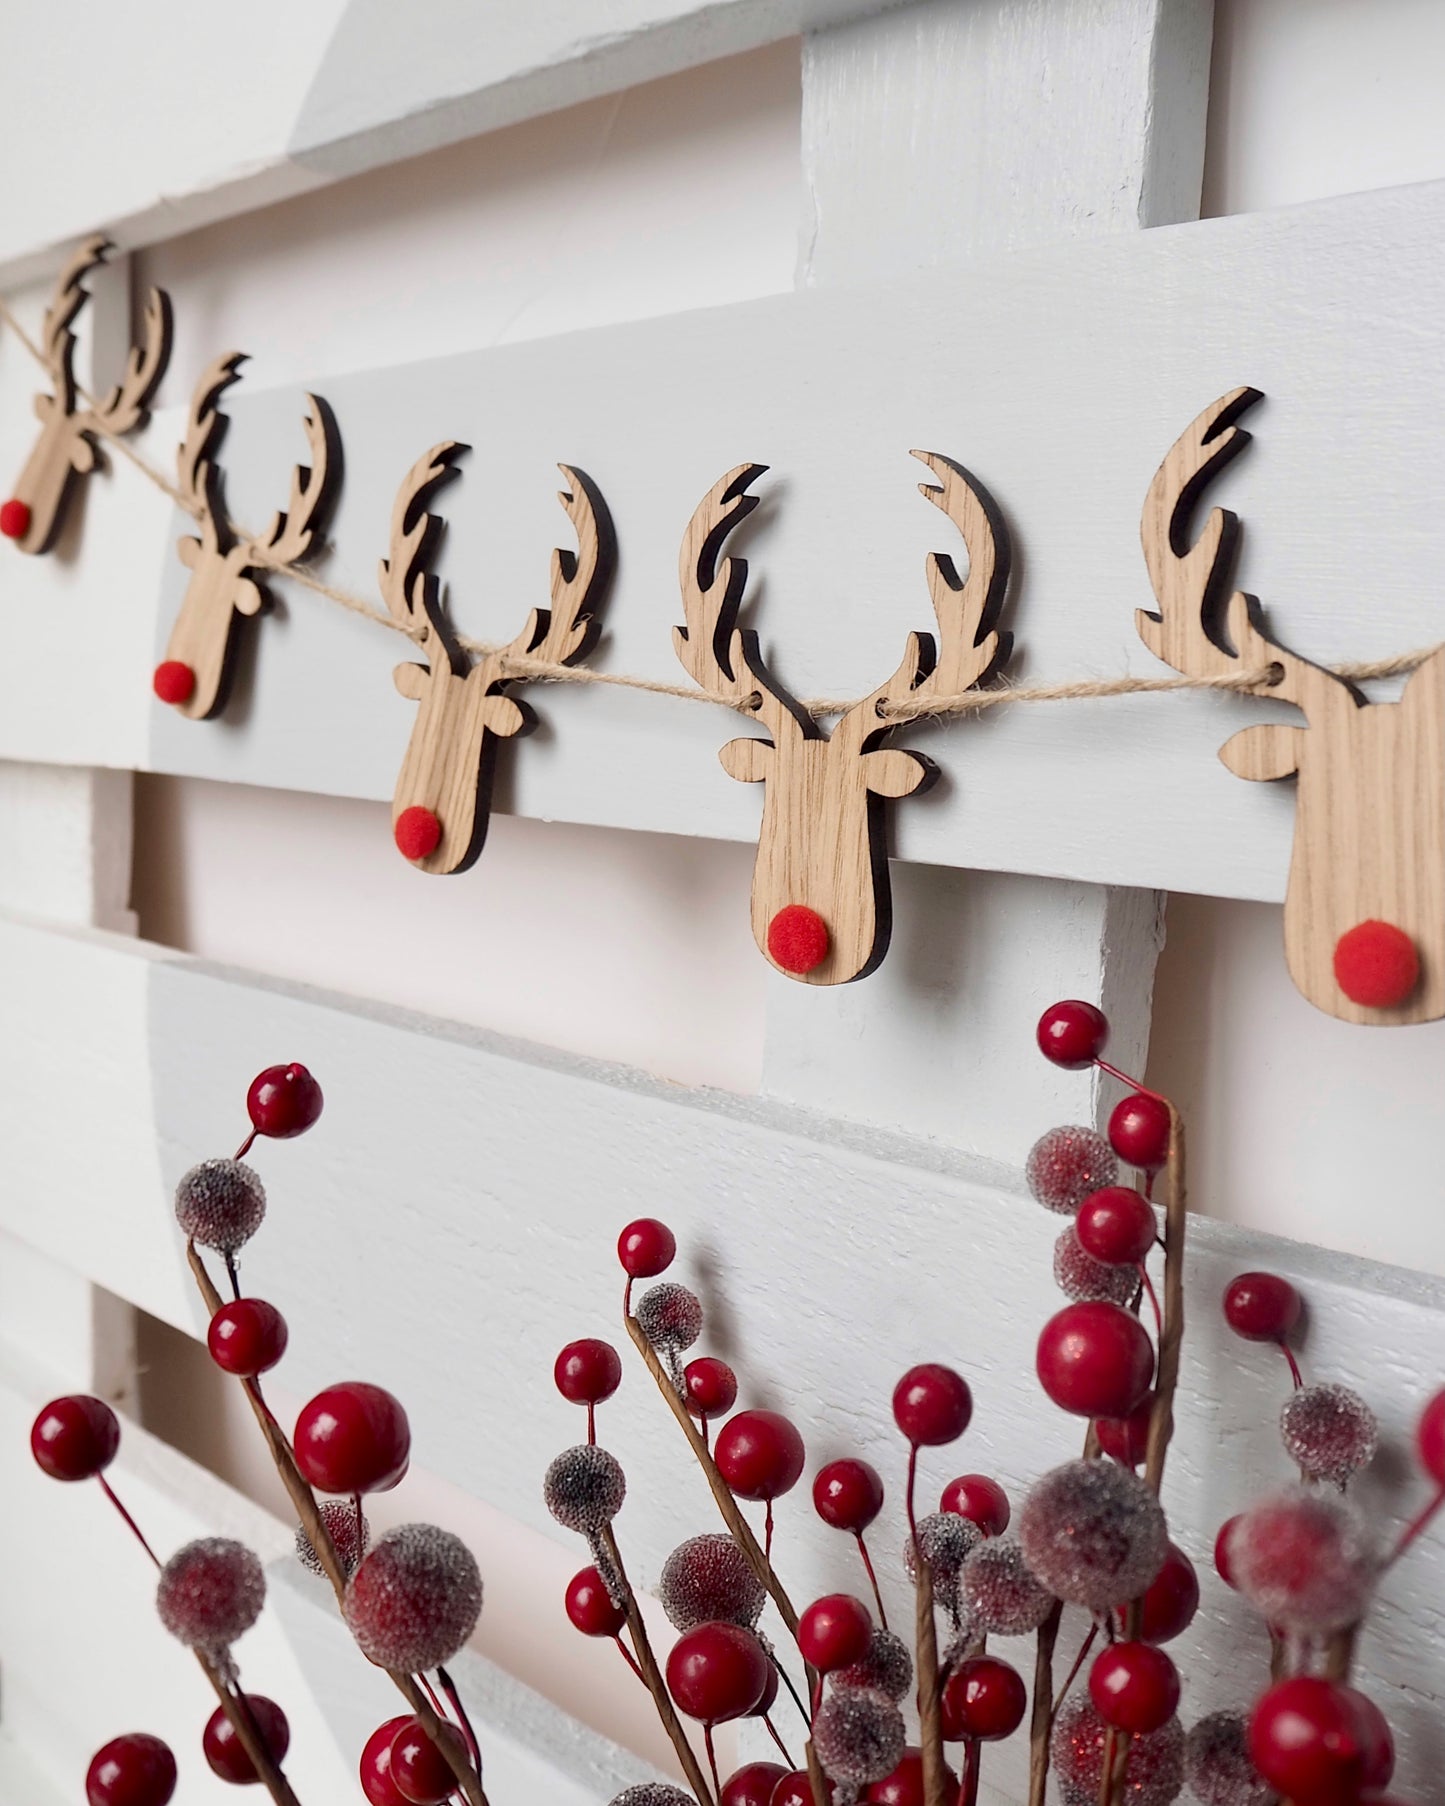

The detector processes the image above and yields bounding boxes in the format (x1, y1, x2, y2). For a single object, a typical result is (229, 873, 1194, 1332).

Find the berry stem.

(223, 1250, 242, 1303)
(1137, 1264, 1163, 1341)
(765, 1499, 775, 1561)
(235, 1129, 257, 1160)
(958, 1737, 981, 1806)
(854, 1531, 889, 1630)
(612, 1635, 646, 1684)
(771, 1649, 812, 1732)
(587, 1401, 596, 1446)
(1278, 1341, 1304, 1390)
(704, 1722, 722, 1802)
(1026, 1599, 1062, 1806)
(912, 1525, 949, 1806)
(764, 1715, 797, 1769)
(1050, 1622, 1098, 1715)
(97, 1475, 161, 1568)
(1385, 1481, 1445, 1570)
(1092, 1059, 1162, 1101)
(438, 1666, 482, 1776)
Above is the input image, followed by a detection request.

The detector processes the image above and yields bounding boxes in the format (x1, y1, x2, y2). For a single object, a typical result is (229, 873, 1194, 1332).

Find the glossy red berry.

(939, 1473, 1010, 1535)
(30, 1393, 120, 1481)
(1036, 1000, 1109, 1069)
(1223, 1272, 1301, 1343)
(798, 1593, 873, 1672)
(768, 904, 830, 975)
(892, 1364, 973, 1446)
(1036, 1302, 1154, 1419)
(152, 660, 196, 705)
(1352, 1692, 1395, 1791)
(940, 1655, 1028, 1742)
(1096, 1393, 1154, 1468)
(565, 1565, 626, 1637)
(1333, 919, 1420, 1008)
(208, 1299, 289, 1378)
(1088, 1642, 1179, 1733)
(774, 1772, 834, 1806)
(86, 1733, 178, 1806)
(1107, 1092, 1171, 1172)
(203, 1696, 291, 1783)
(390, 1719, 464, 1805)
(666, 1621, 770, 1722)
(1076, 1187, 1156, 1266)
(1213, 1515, 1242, 1589)
(394, 806, 442, 862)
(1415, 1388, 1445, 1485)
(359, 1716, 412, 1806)
(246, 1063, 323, 1139)
(294, 1382, 410, 1495)
(617, 1218, 676, 1277)
(1249, 1677, 1369, 1805)
(684, 1356, 738, 1421)
(0, 497, 33, 540)
(715, 1410, 806, 1501)
(721, 1762, 789, 1806)
(864, 1747, 959, 1803)
(814, 1458, 885, 1533)
(1135, 1542, 1199, 1645)
(554, 1339, 622, 1407)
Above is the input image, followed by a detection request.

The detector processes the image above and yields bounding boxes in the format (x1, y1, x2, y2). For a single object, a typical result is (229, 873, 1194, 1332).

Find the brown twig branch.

(196, 1657, 304, 1806)
(914, 1561, 948, 1806)
(1026, 1600, 1062, 1806)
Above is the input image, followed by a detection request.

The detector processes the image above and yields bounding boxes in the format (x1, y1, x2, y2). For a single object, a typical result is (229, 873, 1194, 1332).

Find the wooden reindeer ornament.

(676, 454, 1013, 984)
(1140, 387, 1445, 1024)
(382, 445, 615, 873)
(1, 236, 171, 554)
(154, 353, 340, 720)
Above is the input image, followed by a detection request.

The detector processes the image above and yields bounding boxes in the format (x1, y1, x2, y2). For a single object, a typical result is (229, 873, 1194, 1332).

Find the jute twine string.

(2, 296, 1438, 723)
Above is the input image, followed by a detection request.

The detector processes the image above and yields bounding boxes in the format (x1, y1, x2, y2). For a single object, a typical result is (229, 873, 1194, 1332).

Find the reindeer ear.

(394, 662, 430, 701)
(177, 535, 201, 570)
(1219, 722, 1305, 781)
(862, 747, 933, 798)
(233, 576, 265, 618)
(70, 436, 97, 475)
(720, 736, 772, 783)
(480, 694, 528, 739)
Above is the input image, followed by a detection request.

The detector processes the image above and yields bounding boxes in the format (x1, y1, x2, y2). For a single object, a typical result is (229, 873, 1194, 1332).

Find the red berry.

(1088, 1642, 1179, 1733)
(208, 1299, 289, 1378)
(666, 1621, 770, 1722)
(86, 1733, 177, 1806)
(865, 1747, 959, 1803)
(798, 1594, 873, 1672)
(1036, 1000, 1109, 1069)
(750, 1660, 780, 1719)
(390, 1719, 464, 1805)
(0, 497, 33, 540)
(245, 1062, 323, 1139)
(1333, 919, 1420, 1008)
(554, 1338, 622, 1406)
(394, 806, 442, 862)
(938, 1474, 1010, 1535)
(359, 1717, 412, 1806)
(1096, 1393, 1154, 1468)
(815, 1458, 885, 1533)
(1223, 1272, 1301, 1343)
(774, 1772, 834, 1806)
(1416, 1388, 1445, 1485)
(892, 1364, 973, 1446)
(1107, 1092, 1171, 1172)
(1135, 1543, 1199, 1645)
(715, 1410, 805, 1501)
(1036, 1302, 1154, 1419)
(152, 660, 196, 705)
(294, 1382, 410, 1495)
(1249, 1677, 1369, 1805)
(767, 904, 830, 975)
(565, 1565, 626, 1637)
(1213, 1515, 1242, 1589)
(1352, 1692, 1395, 1791)
(617, 1218, 676, 1277)
(940, 1655, 1028, 1741)
(1076, 1187, 1156, 1266)
(203, 1696, 290, 1783)
(684, 1356, 738, 1421)
(721, 1762, 789, 1806)
(30, 1393, 120, 1481)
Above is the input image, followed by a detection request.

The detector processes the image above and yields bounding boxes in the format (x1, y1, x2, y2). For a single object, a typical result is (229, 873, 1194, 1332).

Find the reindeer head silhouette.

(1140, 388, 1445, 1023)
(676, 455, 1013, 984)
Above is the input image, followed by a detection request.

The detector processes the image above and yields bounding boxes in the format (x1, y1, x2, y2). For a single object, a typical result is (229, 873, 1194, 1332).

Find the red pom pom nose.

(0, 498, 32, 540)
(395, 805, 442, 861)
(767, 904, 830, 975)
(1333, 919, 1420, 1007)
(152, 660, 196, 705)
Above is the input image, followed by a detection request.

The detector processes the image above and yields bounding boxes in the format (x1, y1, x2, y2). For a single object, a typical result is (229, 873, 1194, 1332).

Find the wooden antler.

(247, 396, 338, 569)
(500, 464, 613, 669)
(176, 353, 247, 525)
(85, 286, 172, 435)
(38, 235, 110, 393)
(379, 442, 466, 669)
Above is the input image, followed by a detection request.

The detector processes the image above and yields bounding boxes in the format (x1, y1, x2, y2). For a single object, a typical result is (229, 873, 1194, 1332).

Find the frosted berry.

(1096, 1394, 1155, 1469)
(813, 1687, 906, 1787)
(799, 1593, 873, 1672)
(203, 1695, 290, 1783)
(958, 1535, 1055, 1635)
(815, 1457, 885, 1532)
(1248, 1677, 1369, 1804)
(208, 1298, 288, 1378)
(836, 1627, 913, 1701)
(864, 1748, 958, 1804)
(296, 1497, 369, 1578)
(555, 1338, 623, 1407)
(359, 1716, 412, 1806)
(684, 1357, 737, 1421)
(659, 1533, 764, 1631)
(903, 1511, 980, 1593)
(1026, 1125, 1118, 1215)
(245, 1064, 323, 1140)
(152, 660, 196, 705)
(295, 1382, 410, 1496)
(1050, 1694, 1184, 1806)
(892, 1363, 972, 1445)
(635, 1282, 703, 1362)
(607, 1790, 697, 1806)
(1037, 1000, 1109, 1069)
(1037, 1301, 1154, 1419)
(617, 1219, 676, 1277)
(666, 1621, 770, 1722)
(1183, 1711, 1274, 1806)
(1076, 1187, 1157, 1267)
(566, 1565, 626, 1637)
(721, 1763, 789, 1806)
(345, 1523, 483, 1670)
(1089, 1643, 1179, 1734)
(1280, 1382, 1378, 1486)
(1108, 1092, 1171, 1172)
(391, 1718, 467, 1805)
(1054, 1223, 1138, 1306)
(1225, 1487, 1375, 1634)
(85, 1733, 178, 1806)
(175, 1159, 266, 1253)
(1018, 1459, 1167, 1612)
(1135, 1543, 1198, 1645)
(30, 1393, 119, 1481)
(156, 1538, 264, 1650)
(715, 1409, 805, 1501)
(940, 1655, 1027, 1741)
(544, 1444, 626, 1534)
(1222, 1272, 1301, 1343)
(1416, 1386, 1445, 1485)
(939, 1474, 1009, 1535)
